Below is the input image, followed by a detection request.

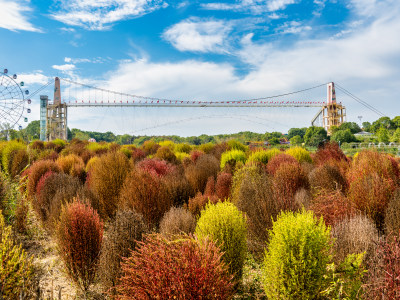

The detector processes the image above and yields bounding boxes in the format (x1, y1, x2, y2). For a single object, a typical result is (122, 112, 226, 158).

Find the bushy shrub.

(310, 190, 356, 226)
(0, 211, 33, 298)
(34, 172, 83, 231)
(187, 192, 218, 217)
(98, 209, 147, 294)
(348, 172, 393, 230)
(331, 214, 378, 265)
(175, 143, 192, 153)
(27, 160, 60, 200)
(30, 140, 45, 150)
(220, 149, 247, 171)
(227, 140, 247, 152)
(309, 164, 347, 195)
(160, 206, 196, 236)
(85, 156, 99, 173)
(262, 209, 332, 299)
(195, 202, 247, 282)
(266, 153, 298, 175)
(117, 234, 234, 299)
(1, 141, 26, 176)
(175, 151, 190, 162)
(231, 166, 276, 257)
(198, 142, 215, 154)
(385, 189, 400, 235)
(154, 146, 177, 163)
(137, 158, 175, 177)
(131, 148, 146, 163)
(120, 169, 172, 227)
(272, 162, 309, 211)
(163, 171, 194, 207)
(366, 234, 400, 298)
(141, 140, 160, 155)
(158, 140, 175, 149)
(57, 153, 85, 181)
(56, 200, 103, 292)
(190, 149, 204, 163)
(14, 197, 29, 233)
(89, 151, 131, 218)
(215, 172, 232, 200)
(314, 141, 348, 166)
(286, 146, 312, 163)
(247, 148, 280, 166)
(185, 154, 219, 193)
(10, 148, 29, 178)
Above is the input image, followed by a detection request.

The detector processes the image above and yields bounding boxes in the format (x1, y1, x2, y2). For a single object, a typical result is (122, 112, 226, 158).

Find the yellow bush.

(286, 146, 312, 163)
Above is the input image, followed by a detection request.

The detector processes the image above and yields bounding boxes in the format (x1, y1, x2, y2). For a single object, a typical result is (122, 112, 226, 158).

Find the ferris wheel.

(0, 68, 31, 129)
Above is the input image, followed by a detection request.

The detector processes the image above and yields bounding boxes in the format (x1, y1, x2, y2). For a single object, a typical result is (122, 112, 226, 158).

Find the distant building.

(88, 138, 96, 142)
(354, 131, 373, 137)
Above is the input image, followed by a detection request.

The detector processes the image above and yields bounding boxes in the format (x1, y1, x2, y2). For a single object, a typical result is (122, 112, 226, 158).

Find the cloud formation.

(201, 0, 298, 14)
(51, 0, 167, 30)
(0, 0, 40, 32)
(163, 18, 232, 53)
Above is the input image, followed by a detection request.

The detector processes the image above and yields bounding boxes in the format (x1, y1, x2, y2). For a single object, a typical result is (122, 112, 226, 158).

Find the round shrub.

(314, 142, 348, 166)
(1, 141, 26, 176)
(10, 148, 29, 178)
(247, 148, 280, 165)
(27, 160, 60, 200)
(160, 206, 196, 236)
(117, 234, 234, 299)
(89, 151, 131, 218)
(175, 143, 192, 154)
(215, 172, 232, 200)
(220, 149, 247, 170)
(286, 146, 312, 163)
(266, 153, 298, 175)
(154, 146, 177, 164)
(175, 151, 190, 162)
(188, 192, 218, 217)
(262, 209, 332, 299)
(227, 140, 247, 152)
(57, 154, 85, 180)
(272, 162, 309, 211)
(309, 164, 347, 195)
(185, 154, 219, 193)
(195, 201, 247, 282)
(120, 169, 172, 228)
(56, 200, 103, 292)
(98, 209, 147, 294)
(0, 211, 34, 298)
(137, 158, 175, 177)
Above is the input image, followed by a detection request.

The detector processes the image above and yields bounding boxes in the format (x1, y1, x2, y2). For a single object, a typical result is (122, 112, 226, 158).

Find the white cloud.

(0, 0, 40, 32)
(163, 18, 232, 53)
(18, 72, 49, 85)
(200, 0, 298, 14)
(51, 0, 166, 30)
(52, 64, 76, 71)
(276, 21, 312, 34)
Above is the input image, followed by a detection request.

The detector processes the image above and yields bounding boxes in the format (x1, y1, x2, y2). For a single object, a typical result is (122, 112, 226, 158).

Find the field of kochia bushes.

(1, 138, 400, 299)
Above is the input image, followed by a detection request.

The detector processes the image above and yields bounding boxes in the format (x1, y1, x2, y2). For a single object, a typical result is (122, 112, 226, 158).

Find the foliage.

(10, 148, 29, 178)
(304, 126, 328, 147)
(120, 169, 172, 228)
(220, 149, 247, 170)
(1, 140, 26, 176)
(117, 234, 234, 299)
(27, 159, 60, 200)
(309, 164, 347, 195)
(98, 209, 147, 294)
(376, 127, 390, 143)
(286, 146, 312, 163)
(287, 127, 307, 140)
(195, 201, 247, 282)
(175, 143, 192, 153)
(331, 214, 378, 265)
(338, 122, 362, 134)
(137, 158, 175, 177)
(331, 129, 358, 143)
(57, 153, 85, 180)
(175, 151, 190, 162)
(154, 146, 177, 163)
(56, 200, 103, 292)
(188, 192, 218, 217)
(227, 139, 248, 152)
(0, 210, 34, 298)
(185, 154, 219, 193)
(262, 209, 332, 299)
(215, 172, 232, 200)
(272, 162, 309, 211)
(289, 135, 303, 145)
(266, 152, 298, 175)
(247, 148, 280, 165)
(159, 206, 196, 236)
(89, 151, 131, 218)
(314, 141, 349, 167)
(385, 189, 400, 235)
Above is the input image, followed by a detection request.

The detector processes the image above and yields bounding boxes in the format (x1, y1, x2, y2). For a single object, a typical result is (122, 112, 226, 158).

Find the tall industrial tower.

(45, 77, 68, 141)
(312, 82, 346, 134)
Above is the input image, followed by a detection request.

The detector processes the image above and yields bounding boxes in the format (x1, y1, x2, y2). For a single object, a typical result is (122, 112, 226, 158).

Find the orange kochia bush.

(266, 153, 298, 175)
(117, 234, 234, 299)
(27, 160, 60, 200)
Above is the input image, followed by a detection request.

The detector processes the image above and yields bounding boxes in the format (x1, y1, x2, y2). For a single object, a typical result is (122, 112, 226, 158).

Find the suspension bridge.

(37, 77, 380, 141)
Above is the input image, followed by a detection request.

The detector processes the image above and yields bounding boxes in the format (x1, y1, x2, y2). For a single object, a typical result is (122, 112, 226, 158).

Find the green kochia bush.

(195, 201, 247, 282)
(262, 209, 332, 299)
(220, 149, 247, 170)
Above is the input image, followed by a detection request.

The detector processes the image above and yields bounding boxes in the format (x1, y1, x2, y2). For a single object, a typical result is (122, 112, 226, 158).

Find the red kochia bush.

(136, 158, 175, 177)
(310, 190, 357, 226)
(117, 234, 234, 300)
(216, 172, 233, 200)
(56, 200, 103, 292)
(314, 142, 348, 166)
(272, 162, 309, 211)
(266, 153, 298, 175)
(27, 160, 60, 200)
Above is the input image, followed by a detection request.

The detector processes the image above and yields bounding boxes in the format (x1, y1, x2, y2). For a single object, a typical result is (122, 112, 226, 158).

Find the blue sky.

(1, 0, 399, 136)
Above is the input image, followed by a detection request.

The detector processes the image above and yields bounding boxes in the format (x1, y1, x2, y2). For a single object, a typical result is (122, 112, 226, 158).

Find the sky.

(0, 0, 399, 136)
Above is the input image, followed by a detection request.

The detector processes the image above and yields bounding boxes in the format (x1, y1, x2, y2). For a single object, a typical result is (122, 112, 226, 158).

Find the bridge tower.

(46, 77, 68, 141)
(311, 82, 346, 134)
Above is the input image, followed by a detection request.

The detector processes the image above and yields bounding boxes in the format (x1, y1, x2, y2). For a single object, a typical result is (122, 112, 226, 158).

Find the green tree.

(304, 126, 328, 147)
(116, 134, 133, 145)
(376, 127, 390, 143)
(362, 122, 371, 132)
(371, 117, 394, 133)
(331, 129, 358, 143)
(392, 116, 400, 128)
(287, 128, 307, 140)
(268, 137, 280, 145)
(23, 120, 40, 140)
(390, 128, 400, 143)
(338, 122, 361, 134)
(289, 135, 303, 145)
